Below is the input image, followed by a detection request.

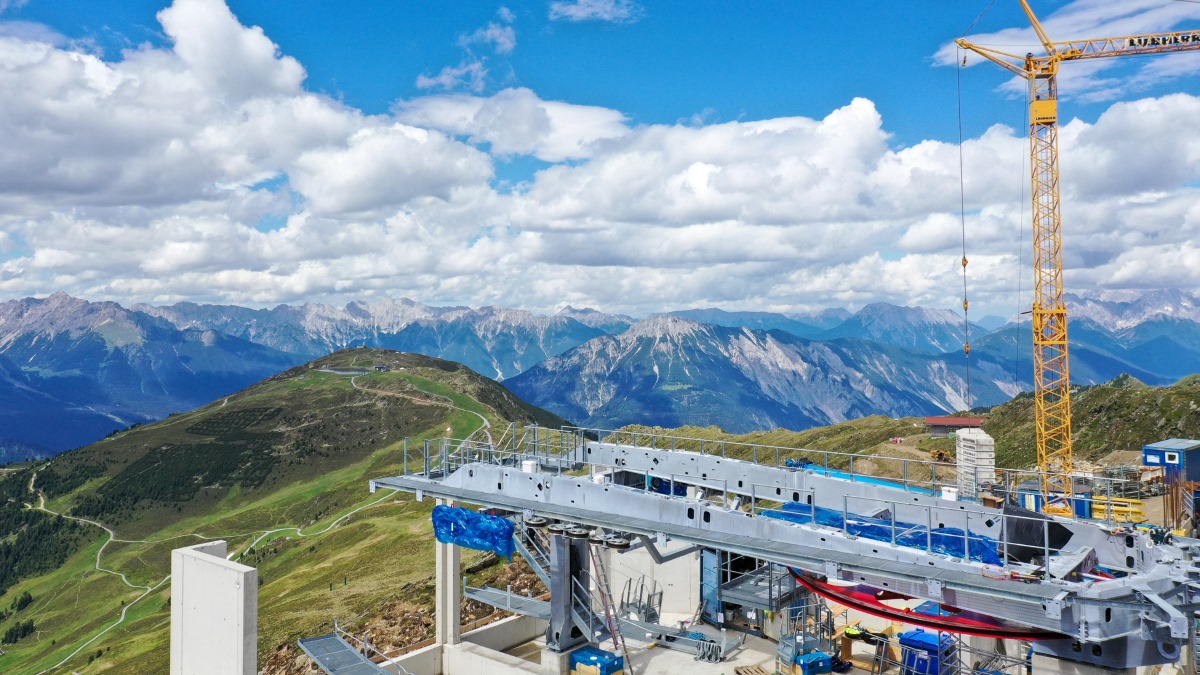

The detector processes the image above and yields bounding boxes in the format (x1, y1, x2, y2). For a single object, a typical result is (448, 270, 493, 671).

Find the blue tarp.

(784, 459, 935, 496)
(763, 502, 1001, 565)
(432, 505, 516, 559)
(648, 475, 688, 496)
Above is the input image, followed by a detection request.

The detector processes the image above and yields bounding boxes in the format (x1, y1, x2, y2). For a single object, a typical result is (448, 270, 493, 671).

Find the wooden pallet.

(734, 666, 772, 675)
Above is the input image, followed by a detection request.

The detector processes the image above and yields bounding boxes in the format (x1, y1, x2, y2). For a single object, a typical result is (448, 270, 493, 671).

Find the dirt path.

(27, 366, 494, 671)
(349, 375, 493, 446)
(25, 469, 403, 674)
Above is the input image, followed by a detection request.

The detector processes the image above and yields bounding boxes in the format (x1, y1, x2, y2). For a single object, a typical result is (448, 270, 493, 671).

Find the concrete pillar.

(435, 499, 461, 647)
(170, 541, 257, 675)
(540, 646, 572, 675)
(1031, 653, 1135, 674)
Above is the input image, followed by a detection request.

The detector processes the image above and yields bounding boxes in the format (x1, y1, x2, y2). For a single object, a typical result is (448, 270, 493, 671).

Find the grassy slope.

(0, 349, 566, 674)
(617, 416, 923, 465)
(984, 379, 1200, 468)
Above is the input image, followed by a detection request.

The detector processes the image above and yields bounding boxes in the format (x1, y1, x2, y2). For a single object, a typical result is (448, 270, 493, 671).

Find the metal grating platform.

(298, 633, 389, 675)
(718, 564, 800, 611)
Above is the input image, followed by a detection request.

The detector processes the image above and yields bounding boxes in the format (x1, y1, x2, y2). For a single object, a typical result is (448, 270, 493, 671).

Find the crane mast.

(956, 1, 1200, 513)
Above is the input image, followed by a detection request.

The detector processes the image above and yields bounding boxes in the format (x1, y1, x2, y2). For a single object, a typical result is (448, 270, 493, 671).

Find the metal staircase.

(619, 577, 662, 624)
(511, 520, 612, 646)
(512, 520, 552, 586)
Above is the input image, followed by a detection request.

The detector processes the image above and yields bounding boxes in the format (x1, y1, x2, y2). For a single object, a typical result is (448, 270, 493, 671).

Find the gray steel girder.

(372, 460, 1198, 669)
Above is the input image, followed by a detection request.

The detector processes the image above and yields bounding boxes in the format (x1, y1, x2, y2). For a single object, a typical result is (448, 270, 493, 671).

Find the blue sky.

(0, 0, 1199, 316)
(6, 0, 1136, 142)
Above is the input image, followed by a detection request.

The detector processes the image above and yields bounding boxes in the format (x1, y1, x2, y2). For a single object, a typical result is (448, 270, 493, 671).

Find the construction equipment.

(955, 1, 1200, 514)
(930, 448, 953, 464)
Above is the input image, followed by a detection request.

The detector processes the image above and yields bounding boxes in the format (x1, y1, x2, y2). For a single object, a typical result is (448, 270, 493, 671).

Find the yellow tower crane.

(956, 1, 1200, 514)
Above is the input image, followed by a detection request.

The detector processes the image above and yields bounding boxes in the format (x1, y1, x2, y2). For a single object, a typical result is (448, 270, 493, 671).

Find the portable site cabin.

(1141, 439, 1200, 481)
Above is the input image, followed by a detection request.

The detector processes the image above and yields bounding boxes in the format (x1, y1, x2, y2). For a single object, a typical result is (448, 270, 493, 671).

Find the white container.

(520, 459, 538, 473)
(941, 486, 959, 501)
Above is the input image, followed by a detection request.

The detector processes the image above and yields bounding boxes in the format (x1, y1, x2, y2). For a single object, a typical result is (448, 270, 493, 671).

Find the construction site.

(160, 2, 1200, 675)
(287, 423, 1200, 675)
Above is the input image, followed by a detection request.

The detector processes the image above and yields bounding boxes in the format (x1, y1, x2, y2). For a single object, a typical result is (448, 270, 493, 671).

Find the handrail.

(332, 617, 412, 675)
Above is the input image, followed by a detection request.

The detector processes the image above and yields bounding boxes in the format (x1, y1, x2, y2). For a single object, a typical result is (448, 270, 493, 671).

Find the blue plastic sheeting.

(648, 475, 688, 496)
(784, 459, 935, 496)
(432, 505, 516, 559)
(762, 502, 1001, 565)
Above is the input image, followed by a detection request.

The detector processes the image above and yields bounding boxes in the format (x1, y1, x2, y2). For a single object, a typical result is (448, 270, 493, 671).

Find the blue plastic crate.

(797, 650, 832, 675)
(898, 630, 956, 675)
(570, 646, 623, 675)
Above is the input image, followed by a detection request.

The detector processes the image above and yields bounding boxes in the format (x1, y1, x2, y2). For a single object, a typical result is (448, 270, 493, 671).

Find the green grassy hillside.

(0, 349, 565, 673)
(983, 377, 1200, 468)
(616, 416, 921, 463)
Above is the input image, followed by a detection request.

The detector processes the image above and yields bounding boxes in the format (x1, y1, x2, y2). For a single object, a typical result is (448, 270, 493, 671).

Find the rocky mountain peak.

(1067, 289, 1200, 331)
(0, 293, 152, 349)
(624, 314, 706, 340)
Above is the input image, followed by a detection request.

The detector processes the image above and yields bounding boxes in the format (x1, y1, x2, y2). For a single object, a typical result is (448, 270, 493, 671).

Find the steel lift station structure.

(357, 426, 1200, 674)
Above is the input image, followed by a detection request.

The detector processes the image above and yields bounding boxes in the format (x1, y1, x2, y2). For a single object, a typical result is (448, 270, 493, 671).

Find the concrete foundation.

(385, 643, 442, 675)
(540, 646, 572, 675)
(447, 642, 540, 675)
(169, 541, 257, 675)
(389, 615, 549, 675)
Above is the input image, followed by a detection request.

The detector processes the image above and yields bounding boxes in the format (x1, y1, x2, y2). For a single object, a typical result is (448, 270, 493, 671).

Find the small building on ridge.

(924, 415, 984, 438)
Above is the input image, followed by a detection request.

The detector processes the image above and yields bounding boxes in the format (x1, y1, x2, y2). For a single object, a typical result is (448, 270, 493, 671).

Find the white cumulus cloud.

(0, 0, 1198, 319)
(395, 87, 629, 162)
(416, 60, 488, 93)
(549, 0, 643, 24)
(459, 19, 516, 55)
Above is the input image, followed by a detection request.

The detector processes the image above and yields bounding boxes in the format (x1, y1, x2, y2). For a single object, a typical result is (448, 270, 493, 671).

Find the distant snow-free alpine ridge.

(2, 289, 1199, 457)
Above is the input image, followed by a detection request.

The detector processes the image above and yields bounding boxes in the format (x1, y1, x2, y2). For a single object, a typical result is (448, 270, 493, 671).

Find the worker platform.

(298, 632, 390, 675)
(340, 425, 1200, 675)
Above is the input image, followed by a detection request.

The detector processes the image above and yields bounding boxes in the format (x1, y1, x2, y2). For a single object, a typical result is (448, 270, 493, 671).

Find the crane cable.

(956, 47, 972, 411)
(953, 1, 998, 412)
(952, 0, 1004, 413)
(1014, 86, 1029, 394)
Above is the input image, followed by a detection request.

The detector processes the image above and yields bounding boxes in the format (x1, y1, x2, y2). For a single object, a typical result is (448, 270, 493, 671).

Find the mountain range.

(0, 293, 303, 456)
(3, 289, 1200, 454)
(137, 299, 615, 379)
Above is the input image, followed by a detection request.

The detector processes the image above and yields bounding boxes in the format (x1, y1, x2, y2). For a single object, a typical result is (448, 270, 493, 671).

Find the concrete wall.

(170, 541, 257, 675)
(444, 642, 541, 675)
(462, 615, 546, 652)
(387, 616, 546, 675)
(604, 539, 700, 619)
(386, 643, 443, 675)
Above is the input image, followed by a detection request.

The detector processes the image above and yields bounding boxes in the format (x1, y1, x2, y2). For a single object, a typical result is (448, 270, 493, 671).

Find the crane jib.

(1126, 34, 1200, 48)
